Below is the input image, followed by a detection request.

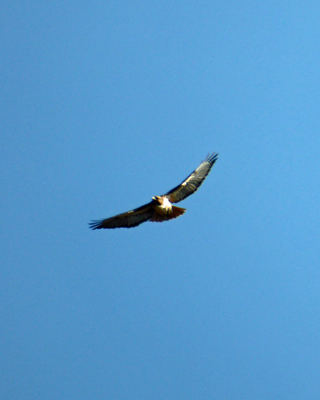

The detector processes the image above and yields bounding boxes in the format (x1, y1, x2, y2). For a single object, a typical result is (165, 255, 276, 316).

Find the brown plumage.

(89, 153, 218, 229)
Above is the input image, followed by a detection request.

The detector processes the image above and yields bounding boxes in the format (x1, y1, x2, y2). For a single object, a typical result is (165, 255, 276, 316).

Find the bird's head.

(152, 196, 162, 204)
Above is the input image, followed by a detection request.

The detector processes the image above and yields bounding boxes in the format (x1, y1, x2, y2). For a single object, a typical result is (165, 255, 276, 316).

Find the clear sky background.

(2, 1, 320, 399)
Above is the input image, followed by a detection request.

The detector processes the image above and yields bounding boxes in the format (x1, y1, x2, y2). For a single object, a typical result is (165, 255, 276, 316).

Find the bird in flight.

(89, 153, 218, 229)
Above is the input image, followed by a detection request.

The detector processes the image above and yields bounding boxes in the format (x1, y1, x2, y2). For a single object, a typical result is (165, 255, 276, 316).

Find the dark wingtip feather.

(88, 220, 104, 230)
(205, 152, 219, 165)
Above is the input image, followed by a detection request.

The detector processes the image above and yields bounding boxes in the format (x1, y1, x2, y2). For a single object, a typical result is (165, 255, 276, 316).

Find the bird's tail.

(171, 206, 186, 219)
(150, 206, 186, 222)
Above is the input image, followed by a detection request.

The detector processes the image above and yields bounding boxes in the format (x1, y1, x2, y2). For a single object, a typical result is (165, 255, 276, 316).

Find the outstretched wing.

(89, 202, 154, 229)
(164, 153, 218, 203)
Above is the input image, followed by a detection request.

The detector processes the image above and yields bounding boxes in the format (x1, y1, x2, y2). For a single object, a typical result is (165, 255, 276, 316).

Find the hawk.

(89, 153, 218, 229)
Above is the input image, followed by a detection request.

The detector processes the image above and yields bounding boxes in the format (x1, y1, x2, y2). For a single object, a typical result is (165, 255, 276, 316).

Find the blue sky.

(2, 1, 320, 399)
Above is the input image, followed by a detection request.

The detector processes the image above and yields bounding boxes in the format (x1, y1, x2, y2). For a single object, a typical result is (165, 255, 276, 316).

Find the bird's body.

(89, 153, 218, 229)
(150, 196, 186, 222)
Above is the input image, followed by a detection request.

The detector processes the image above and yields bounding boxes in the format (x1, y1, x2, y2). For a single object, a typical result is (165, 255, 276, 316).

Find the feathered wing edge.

(89, 202, 154, 229)
(164, 152, 218, 203)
